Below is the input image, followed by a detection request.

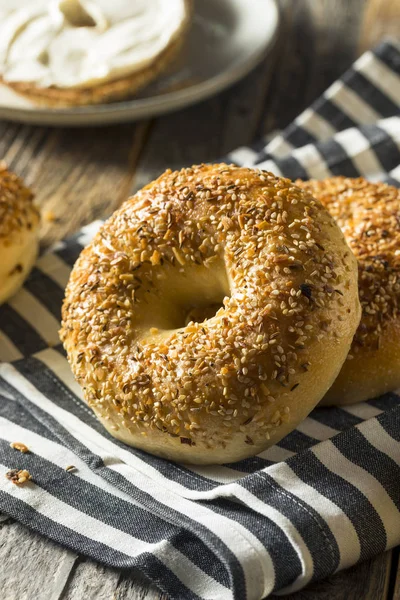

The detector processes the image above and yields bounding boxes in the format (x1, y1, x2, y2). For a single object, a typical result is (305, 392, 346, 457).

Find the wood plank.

(131, 40, 280, 194)
(0, 519, 77, 600)
(0, 120, 150, 247)
(61, 559, 120, 600)
(115, 571, 167, 600)
(392, 548, 400, 600)
(359, 0, 400, 53)
(261, 0, 365, 133)
(270, 551, 393, 600)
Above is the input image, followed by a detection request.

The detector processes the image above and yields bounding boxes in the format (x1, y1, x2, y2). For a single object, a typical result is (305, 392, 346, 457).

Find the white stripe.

(258, 445, 295, 462)
(186, 464, 245, 483)
(0, 417, 144, 508)
(51, 240, 66, 252)
(76, 221, 102, 247)
(0, 461, 228, 600)
(313, 441, 400, 549)
(266, 136, 294, 158)
(254, 158, 282, 176)
(7, 288, 60, 346)
(291, 145, 332, 179)
(296, 108, 337, 140)
(225, 480, 315, 592)
(296, 418, 339, 442)
(267, 462, 360, 573)
(342, 403, 382, 420)
(0, 464, 154, 556)
(0, 331, 23, 362)
(35, 348, 84, 402)
(335, 128, 385, 179)
(358, 419, 400, 465)
(229, 146, 260, 167)
(325, 81, 381, 124)
(377, 117, 400, 145)
(390, 165, 400, 182)
(356, 52, 400, 107)
(36, 253, 71, 289)
(0, 363, 272, 600)
(110, 460, 275, 599)
(0, 384, 15, 400)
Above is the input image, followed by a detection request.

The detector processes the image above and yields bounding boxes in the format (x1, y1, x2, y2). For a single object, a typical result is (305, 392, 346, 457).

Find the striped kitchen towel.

(0, 41, 400, 600)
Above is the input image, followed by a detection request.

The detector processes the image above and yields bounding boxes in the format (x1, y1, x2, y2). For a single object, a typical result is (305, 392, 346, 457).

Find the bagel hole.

(184, 301, 225, 326)
(142, 263, 231, 333)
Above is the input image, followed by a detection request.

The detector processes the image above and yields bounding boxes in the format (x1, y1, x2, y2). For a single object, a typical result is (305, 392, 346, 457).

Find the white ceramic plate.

(0, 0, 279, 126)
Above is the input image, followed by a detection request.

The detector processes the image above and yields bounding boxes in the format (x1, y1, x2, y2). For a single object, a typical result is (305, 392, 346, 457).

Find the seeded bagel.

(297, 177, 400, 405)
(0, 164, 40, 305)
(60, 164, 360, 464)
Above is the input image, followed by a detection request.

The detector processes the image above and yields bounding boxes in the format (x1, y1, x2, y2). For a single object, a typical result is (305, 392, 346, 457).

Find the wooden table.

(1, 1, 400, 598)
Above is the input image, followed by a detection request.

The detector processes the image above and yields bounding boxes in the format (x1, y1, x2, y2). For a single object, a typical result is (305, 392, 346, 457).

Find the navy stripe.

(14, 355, 94, 422)
(368, 393, 400, 412)
(377, 406, 400, 442)
(376, 42, 400, 75)
(288, 451, 387, 560)
(359, 124, 400, 174)
(314, 97, 356, 131)
(332, 428, 400, 510)
(384, 175, 400, 188)
(23, 267, 64, 321)
(252, 148, 269, 165)
(252, 136, 269, 153)
(0, 304, 47, 355)
(344, 69, 399, 117)
(0, 438, 229, 589)
(275, 156, 309, 180)
(279, 429, 317, 453)
(284, 125, 317, 148)
(53, 343, 67, 357)
(227, 455, 273, 473)
(311, 406, 362, 431)
(0, 493, 200, 600)
(241, 472, 340, 579)
(316, 139, 360, 177)
(0, 392, 59, 443)
(55, 241, 83, 267)
(1, 372, 245, 595)
(203, 496, 302, 592)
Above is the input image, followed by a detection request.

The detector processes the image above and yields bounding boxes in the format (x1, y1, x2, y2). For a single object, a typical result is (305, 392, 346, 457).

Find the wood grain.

(61, 560, 120, 600)
(0, 519, 77, 600)
(0, 121, 150, 247)
(359, 0, 400, 53)
(130, 46, 280, 195)
(392, 549, 400, 600)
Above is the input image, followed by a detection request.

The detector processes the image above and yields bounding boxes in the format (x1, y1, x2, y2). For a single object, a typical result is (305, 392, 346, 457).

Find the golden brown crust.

(297, 177, 400, 405)
(0, 164, 40, 305)
(0, 163, 39, 240)
(2, 0, 192, 108)
(61, 164, 360, 463)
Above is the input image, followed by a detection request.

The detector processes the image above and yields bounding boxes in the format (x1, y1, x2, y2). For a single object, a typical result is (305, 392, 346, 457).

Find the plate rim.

(0, 0, 280, 126)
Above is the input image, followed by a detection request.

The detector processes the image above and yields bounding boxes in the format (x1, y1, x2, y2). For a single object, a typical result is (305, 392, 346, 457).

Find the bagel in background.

(61, 164, 360, 464)
(0, 164, 40, 305)
(297, 177, 400, 406)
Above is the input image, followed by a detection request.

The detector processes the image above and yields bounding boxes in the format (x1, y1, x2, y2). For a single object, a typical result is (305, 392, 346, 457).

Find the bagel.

(0, 164, 40, 305)
(297, 177, 400, 406)
(60, 165, 360, 464)
(0, 0, 192, 107)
